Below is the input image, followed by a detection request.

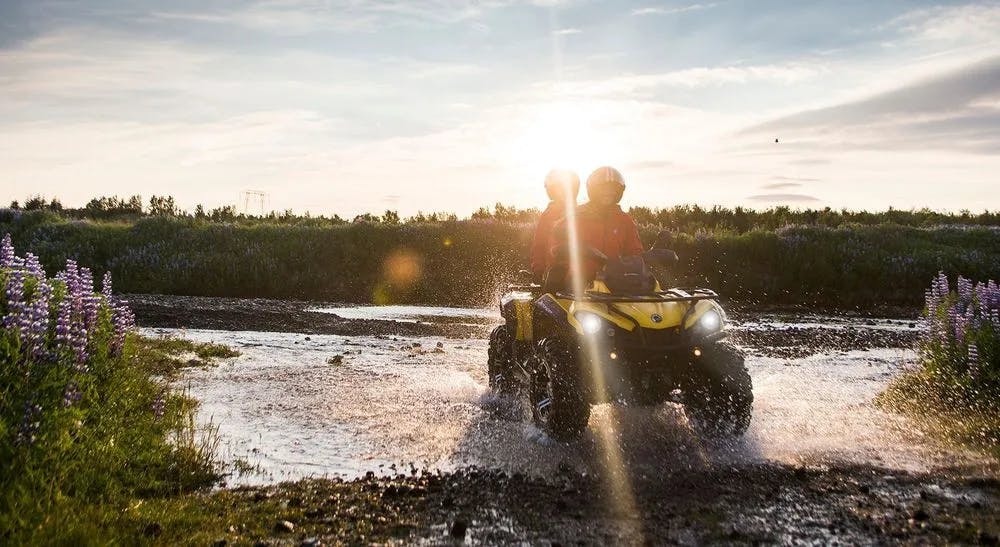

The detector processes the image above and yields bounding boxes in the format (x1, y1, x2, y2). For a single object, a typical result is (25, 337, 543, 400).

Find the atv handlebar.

(553, 289, 719, 303)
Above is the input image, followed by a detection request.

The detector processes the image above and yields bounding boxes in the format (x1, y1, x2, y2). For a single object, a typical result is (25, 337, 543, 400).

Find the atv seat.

(542, 264, 570, 294)
(599, 256, 657, 294)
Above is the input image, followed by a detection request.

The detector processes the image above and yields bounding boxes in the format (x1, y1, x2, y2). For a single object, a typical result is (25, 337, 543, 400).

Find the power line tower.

(242, 190, 268, 216)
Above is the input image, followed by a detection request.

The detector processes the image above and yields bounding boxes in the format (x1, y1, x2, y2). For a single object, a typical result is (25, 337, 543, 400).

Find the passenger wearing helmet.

(530, 169, 580, 281)
(575, 166, 644, 274)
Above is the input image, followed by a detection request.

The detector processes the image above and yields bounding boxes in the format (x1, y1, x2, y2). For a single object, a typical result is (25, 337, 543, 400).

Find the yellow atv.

(488, 243, 752, 441)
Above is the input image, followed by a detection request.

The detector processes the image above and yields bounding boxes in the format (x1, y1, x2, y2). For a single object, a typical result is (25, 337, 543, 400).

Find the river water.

(150, 307, 983, 486)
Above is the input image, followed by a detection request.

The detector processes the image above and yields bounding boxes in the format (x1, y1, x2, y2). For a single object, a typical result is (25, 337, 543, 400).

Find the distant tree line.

(7, 194, 1000, 233)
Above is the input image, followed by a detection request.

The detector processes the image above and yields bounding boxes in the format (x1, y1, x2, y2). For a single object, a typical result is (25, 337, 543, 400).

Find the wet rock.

(326, 355, 344, 365)
(301, 538, 321, 547)
(912, 508, 929, 522)
(450, 518, 468, 539)
(275, 520, 295, 533)
(143, 522, 163, 538)
(304, 336, 311, 341)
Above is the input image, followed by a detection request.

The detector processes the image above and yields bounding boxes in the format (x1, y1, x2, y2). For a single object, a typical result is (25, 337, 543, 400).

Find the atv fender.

(532, 294, 573, 340)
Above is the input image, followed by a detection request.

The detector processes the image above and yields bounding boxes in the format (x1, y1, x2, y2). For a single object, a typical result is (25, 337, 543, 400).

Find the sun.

(509, 100, 623, 180)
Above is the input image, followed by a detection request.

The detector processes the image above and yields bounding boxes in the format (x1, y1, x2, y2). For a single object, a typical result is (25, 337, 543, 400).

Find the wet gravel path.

(164, 464, 1000, 545)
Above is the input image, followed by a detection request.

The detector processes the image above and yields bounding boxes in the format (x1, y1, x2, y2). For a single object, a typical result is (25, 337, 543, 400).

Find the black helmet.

(544, 169, 580, 202)
(585, 166, 625, 205)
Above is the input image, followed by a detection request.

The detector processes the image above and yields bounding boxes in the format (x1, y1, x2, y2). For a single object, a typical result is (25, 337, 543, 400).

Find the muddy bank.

(127, 294, 488, 339)
(130, 293, 920, 357)
(731, 326, 920, 359)
(150, 463, 1000, 545)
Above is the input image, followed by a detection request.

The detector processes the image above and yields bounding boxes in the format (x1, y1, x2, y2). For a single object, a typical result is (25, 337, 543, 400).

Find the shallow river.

(148, 306, 983, 486)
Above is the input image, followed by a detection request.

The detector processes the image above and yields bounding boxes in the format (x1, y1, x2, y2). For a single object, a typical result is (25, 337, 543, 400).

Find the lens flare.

(375, 248, 423, 304)
(560, 199, 642, 539)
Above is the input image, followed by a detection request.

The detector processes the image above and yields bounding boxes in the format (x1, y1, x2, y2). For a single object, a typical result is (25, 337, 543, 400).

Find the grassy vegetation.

(3, 207, 1000, 311)
(137, 336, 242, 377)
(878, 274, 1000, 457)
(0, 237, 241, 543)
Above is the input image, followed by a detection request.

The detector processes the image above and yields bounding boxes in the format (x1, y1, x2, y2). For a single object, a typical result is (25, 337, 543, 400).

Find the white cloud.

(890, 3, 1000, 44)
(631, 3, 717, 16)
(151, 0, 576, 34)
(744, 56, 1000, 155)
(537, 62, 827, 100)
(553, 28, 581, 35)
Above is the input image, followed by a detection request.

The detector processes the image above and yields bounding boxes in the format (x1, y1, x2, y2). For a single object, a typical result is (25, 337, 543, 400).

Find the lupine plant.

(0, 232, 221, 541)
(921, 271, 1000, 399)
(2, 232, 134, 450)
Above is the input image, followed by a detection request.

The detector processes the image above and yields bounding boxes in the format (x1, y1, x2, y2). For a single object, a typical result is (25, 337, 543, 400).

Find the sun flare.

(510, 100, 624, 180)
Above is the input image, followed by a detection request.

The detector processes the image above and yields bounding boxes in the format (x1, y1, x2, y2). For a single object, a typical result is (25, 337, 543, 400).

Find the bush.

(2, 211, 1000, 310)
(0, 234, 219, 542)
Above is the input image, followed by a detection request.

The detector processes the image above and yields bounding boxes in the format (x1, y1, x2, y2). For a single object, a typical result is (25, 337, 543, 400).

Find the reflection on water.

(153, 313, 978, 486)
(307, 305, 494, 324)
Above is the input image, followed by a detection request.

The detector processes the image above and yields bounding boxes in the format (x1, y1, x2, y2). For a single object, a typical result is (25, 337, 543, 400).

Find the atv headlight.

(578, 313, 603, 335)
(698, 310, 722, 332)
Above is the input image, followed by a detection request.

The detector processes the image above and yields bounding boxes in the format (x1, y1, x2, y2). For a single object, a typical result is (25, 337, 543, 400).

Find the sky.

(1, 0, 999, 217)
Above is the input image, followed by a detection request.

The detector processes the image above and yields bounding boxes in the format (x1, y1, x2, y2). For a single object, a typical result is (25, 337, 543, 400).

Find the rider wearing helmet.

(575, 166, 643, 274)
(530, 169, 580, 281)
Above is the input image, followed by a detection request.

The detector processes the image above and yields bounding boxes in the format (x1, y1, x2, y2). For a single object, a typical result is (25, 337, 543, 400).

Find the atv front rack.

(554, 288, 720, 304)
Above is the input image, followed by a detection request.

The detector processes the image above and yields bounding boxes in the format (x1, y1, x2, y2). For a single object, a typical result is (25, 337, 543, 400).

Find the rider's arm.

(530, 213, 553, 276)
(621, 215, 644, 256)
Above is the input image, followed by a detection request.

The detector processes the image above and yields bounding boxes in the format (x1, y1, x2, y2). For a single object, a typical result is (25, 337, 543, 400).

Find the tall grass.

(0, 234, 220, 543)
(2, 209, 999, 310)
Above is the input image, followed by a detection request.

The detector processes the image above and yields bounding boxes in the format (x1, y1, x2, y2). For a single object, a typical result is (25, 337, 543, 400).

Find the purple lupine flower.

(0, 233, 13, 268)
(957, 276, 973, 302)
(23, 253, 43, 279)
(69, 318, 88, 370)
(54, 297, 72, 350)
(15, 400, 42, 446)
(61, 259, 80, 296)
(62, 381, 82, 408)
(24, 279, 52, 361)
(947, 304, 959, 342)
(79, 267, 94, 295)
(109, 299, 136, 356)
(80, 269, 99, 333)
(968, 342, 980, 378)
(3, 269, 26, 331)
(152, 392, 165, 420)
(954, 313, 967, 342)
(101, 271, 113, 304)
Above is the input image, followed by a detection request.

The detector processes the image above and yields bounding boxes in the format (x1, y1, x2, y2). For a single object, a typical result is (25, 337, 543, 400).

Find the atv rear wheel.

(683, 342, 753, 438)
(488, 325, 518, 395)
(530, 337, 590, 441)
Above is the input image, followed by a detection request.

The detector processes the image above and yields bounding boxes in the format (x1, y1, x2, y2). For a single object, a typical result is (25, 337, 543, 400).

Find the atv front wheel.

(683, 343, 753, 438)
(530, 338, 590, 441)
(487, 325, 518, 395)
